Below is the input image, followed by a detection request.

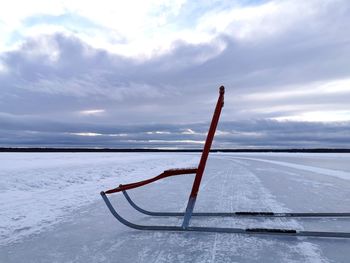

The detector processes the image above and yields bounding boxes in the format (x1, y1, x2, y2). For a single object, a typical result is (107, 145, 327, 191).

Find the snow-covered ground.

(1, 152, 350, 262)
(0, 153, 198, 245)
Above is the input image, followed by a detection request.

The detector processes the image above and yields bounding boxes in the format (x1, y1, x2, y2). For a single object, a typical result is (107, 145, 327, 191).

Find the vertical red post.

(182, 86, 225, 228)
(190, 86, 225, 198)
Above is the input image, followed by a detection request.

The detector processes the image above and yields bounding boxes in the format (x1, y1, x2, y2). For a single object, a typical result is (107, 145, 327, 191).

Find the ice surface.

(228, 156, 350, 180)
(0, 153, 199, 245)
(1, 152, 350, 262)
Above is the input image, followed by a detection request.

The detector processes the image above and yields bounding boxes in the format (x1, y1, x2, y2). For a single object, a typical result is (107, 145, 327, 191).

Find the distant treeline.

(1, 148, 350, 153)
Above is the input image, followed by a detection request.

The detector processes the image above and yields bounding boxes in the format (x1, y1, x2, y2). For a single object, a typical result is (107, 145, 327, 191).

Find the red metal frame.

(189, 86, 225, 198)
(105, 168, 197, 194)
(104, 86, 225, 203)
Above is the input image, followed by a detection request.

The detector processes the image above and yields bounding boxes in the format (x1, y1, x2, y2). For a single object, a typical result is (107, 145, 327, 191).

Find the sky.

(0, 0, 350, 149)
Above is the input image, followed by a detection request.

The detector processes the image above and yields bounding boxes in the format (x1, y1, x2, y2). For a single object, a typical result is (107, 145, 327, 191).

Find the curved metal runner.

(100, 192, 350, 238)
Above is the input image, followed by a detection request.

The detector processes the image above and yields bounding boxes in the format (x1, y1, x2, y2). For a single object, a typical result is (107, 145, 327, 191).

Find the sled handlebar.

(103, 168, 198, 194)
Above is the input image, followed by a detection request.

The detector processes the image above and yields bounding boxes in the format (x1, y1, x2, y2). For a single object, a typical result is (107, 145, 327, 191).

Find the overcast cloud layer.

(0, 0, 350, 148)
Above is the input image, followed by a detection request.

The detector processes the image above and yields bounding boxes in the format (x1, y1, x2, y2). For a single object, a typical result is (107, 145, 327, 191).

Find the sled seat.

(105, 168, 198, 194)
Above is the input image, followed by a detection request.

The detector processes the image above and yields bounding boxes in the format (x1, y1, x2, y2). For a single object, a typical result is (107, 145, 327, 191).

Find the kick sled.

(101, 86, 350, 238)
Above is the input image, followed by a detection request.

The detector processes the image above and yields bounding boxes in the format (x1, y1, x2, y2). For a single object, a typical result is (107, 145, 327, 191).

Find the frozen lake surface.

(1, 152, 350, 262)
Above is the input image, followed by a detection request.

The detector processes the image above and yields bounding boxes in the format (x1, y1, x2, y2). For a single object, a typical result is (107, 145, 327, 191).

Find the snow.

(227, 156, 350, 181)
(0, 153, 199, 245)
(1, 152, 350, 262)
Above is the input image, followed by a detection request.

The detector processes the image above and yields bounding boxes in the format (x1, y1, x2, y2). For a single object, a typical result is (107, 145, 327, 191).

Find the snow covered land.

(1, 152, 350, 262)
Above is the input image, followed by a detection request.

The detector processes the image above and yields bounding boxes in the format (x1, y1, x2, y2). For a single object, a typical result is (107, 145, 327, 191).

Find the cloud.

(78, 109, 105, 116)
(1, 114, 350, 148)
(0, 0, 350, 148)
(0, 61, 8, 73)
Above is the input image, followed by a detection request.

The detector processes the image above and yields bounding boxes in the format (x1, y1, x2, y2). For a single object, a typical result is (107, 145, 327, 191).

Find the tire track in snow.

(140, 157, 329, 262)
(206, 156, 329, 263)
(209, 166, 231, 263)
(229, 156, 350, 181)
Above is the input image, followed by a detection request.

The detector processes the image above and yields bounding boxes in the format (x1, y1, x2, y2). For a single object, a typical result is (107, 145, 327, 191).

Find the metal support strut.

(182, 86, 225, 228)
